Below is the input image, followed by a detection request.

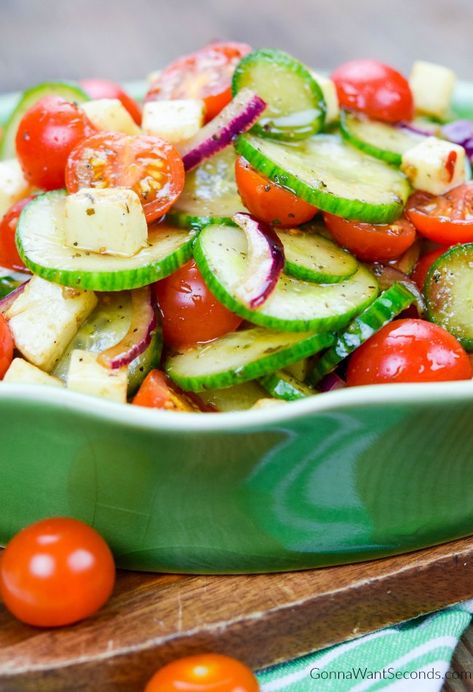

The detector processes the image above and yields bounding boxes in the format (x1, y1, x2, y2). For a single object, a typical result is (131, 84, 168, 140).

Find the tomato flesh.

(0, 314, 13, 379)
(16, 96, 96, 190)
(406, 184, 473, 245)
(331, 59, 414, 123)
(0, 195, 35, 272)
(133, 370, 200, 411)
(154, 260, 242, 348)
(412, 248, 447, 291)
(145, 653, 259, 692)
(0, 517, 115, 627)
(146, 42, 251, 122)
(235, 156, 317, 226)
(80, 78, 142, 124)
(66, 132, 185, 222)
(347, 319, 472, 386)
(323, 212, 416, 262)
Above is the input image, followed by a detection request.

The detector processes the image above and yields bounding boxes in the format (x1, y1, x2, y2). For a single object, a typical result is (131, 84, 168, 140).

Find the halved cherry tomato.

(145, 653, 259, 692)
(347, 319, 472, 386)
(0, 195, 35, 272)
(235, 156, 317, 226)
(323, 212, 416, 262)
(0, 314, 13, 379)
(331, 59, 414, 123)
(133, 370, 200, 411)
(154, 260, 242, 348)
(16, 96, 96, 190)
(412, 247, 447, 291)
(406, 184, 473, 244)
(65, 132, 185, 223)
(146, 42, 252, 122)
(79, 78, 142, 124)
(0, 517, 115, 627)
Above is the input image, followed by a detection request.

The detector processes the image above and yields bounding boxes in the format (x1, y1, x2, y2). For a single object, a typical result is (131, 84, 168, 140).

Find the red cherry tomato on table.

(66, 132, 185, 223)
(80, 78, 142, 124)
(146, 42, 252, 122)
(0, 517, 115, 627)
(347, 319, 472, 387)
(406, 184, 473, 245)
(0, 195, 35, 272)
(0, 314, 13, 379)
(411, 248, 447, 291)
(145, 653, 259, 692)
(235, 156, 317, 227)
(15, 96, 96, 190)
(323, 212, 417, 262)
(154, 260, 242, 349)
(331, 59, 414, 123)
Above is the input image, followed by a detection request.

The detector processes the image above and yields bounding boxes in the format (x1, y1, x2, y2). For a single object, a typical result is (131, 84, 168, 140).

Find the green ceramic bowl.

(1, 82, 473, 574)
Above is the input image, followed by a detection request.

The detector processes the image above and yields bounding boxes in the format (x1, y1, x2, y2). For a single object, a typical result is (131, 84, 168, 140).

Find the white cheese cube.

(67, 350, 128, 403)
(0, 159, 29, 219)
(3, 358, 63, 387)
(409, 61, 456, 120)
(64, 188, 148, 257)
(6, 277, 97, 371)
(251, 398, 286, 410)
(401, 137, 465, 195)
(142, 100, 205, 144)
(311, 72, 339, 123)
(81, 98, 141, 135)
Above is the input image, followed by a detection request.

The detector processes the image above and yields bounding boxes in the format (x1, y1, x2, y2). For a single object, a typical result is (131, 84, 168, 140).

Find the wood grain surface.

(1, 537, 473, 690)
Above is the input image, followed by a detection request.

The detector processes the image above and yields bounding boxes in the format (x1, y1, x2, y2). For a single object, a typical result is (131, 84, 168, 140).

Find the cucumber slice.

(311, 282, 416, 383)
(232, 49, 325, 141)
(198, 380, 267, 412)
(169, 147, 243, 228)
(0, 82, 89, 160)
(259, 370, 316, 401)
(340, 111, 425, 165)
(165, 327, 335, 391)
(425, 244, 473, 350)
(276, 227, 358, 283)
(17, 190, 197, 291)
(0, 275, 22, 299)
(235, 133, 411, 223)
(194, 223, 378, 332)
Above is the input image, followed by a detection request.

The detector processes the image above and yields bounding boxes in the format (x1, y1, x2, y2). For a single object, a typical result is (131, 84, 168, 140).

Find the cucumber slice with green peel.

(235, 133, 411, 223)
(169, 147, 243, 228)
(259, 370, 316, 401)
(425, 244, 473, 351)
(17, 190, 197, 291)
(311, 282, 416, 384)
(165, 327, 335, 392)
(276, 227, 358, 283)
(0, 275, 22, 299)
(0, 82, 89, 160)
(340, 111, 425, 165)
(127, 330, 162, 395)
(198, 380, 267, 412)
(194, 223, 379, 332)
(232, 49, 325, 141)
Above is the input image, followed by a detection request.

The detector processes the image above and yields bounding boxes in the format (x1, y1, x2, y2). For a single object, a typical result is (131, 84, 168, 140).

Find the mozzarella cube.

(5, 277, 97, 371)
(311, 72, 339, 123)
(401, 137, 465, 195)
(3, 358, 63, 387)
(0, 159, 29, 219)
(82, 98, 141, 135)
(409, 61, 456, 119)
(64, 188, 148, 257)
(67, 350, 128, 403)
(142, 100, 205, 144)
(251, 398, 286, 410)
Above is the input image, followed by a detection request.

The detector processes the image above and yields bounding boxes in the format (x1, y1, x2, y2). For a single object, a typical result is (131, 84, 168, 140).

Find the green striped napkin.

(257, 601, 473, 691)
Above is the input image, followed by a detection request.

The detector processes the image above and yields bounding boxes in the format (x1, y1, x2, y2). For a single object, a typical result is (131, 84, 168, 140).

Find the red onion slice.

(232, 212, 285, 308)
(0, 281, 28, 315)
(398, 121, 434, 137)
(442, 120, 473, 163)
(98, 286, 157, 369)
(370, 262, 425, 315)
(179, 89, 266, 171)
(319, 372, 346, 392)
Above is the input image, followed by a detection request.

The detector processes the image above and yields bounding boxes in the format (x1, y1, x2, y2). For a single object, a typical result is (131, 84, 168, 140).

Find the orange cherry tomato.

(331, 59, 414, 123)
(133, 370, 200, 411)
(145, 653, 259, 692)
(235, 156, 317, 227)
(412, 247, 447, 291)
(0, 195, 35, 272)
(347, 319, 472, 386)
(146, 42, 252, 122)
(406, 184, 473, 245)
(65, 132, 184, 223)
(80, 78, 142, 124)
(154, 260, 242, 348)
(0, 314, 13, 379)
(0, 517, 115, 627)
(323, 212, 416, 262)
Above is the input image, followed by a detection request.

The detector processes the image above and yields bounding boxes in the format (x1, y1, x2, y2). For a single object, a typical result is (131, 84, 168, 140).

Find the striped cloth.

(257, 602, 473, 691)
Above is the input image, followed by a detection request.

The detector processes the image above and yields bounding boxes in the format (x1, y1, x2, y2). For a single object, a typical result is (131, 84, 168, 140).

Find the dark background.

(0, 0, 472, 92)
